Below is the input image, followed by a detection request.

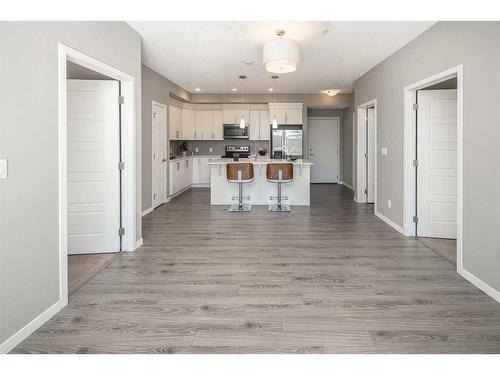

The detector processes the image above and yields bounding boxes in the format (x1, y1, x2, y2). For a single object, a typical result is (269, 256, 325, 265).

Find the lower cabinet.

(170, 157, 210, 196)
(169, 158, 193, 195)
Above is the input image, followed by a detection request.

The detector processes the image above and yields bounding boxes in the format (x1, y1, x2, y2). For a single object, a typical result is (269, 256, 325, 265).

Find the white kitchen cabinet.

(259, 110, 270, 141)
(249, 110, 271, 141)
(195, 110, 213, 140)
(192, 157, 211, 185)
(169, 157, 193, 195)
(182, 109, 196, 140)
(213, 110, 223, 140)
(222, 105, 250, 124)
(169, 160, 180, 195)
(268, 103, 303, 125)
(169, 105, 183, 140)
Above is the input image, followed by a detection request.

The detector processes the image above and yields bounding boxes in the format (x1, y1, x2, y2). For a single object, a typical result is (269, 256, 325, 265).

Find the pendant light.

(239, 75, 246, 129)
(271, 75, 279, 129)
(263, 29, 300, 74)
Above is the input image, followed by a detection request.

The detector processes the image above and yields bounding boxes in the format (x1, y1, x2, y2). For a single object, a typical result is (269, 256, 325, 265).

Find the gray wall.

(0, 21, 142, 347)
(353, 21, 500, 291)
(141, 64, 191, 211)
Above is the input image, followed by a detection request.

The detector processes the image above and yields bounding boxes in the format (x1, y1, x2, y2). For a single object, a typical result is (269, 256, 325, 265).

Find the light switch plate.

(381, 147, 388, 156)
(209, 147, 213, 153)
(388, 199, 392, 208)
(0, 159, 7, 179)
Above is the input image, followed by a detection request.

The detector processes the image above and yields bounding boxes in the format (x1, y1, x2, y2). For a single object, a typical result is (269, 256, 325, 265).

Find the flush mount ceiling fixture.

(263, 29, 300, 74)
(325, 89, 340, 96)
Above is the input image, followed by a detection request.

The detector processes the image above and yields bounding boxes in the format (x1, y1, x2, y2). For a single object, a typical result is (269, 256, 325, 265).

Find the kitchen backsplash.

(170, 139, 271, 157)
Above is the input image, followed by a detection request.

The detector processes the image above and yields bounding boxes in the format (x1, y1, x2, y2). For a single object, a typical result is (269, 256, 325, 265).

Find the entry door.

(366, 108, 376, 203)
(309, 118, 340, 183)
(67, 80, 121, 254)
(417, 89, 457, 239)
(152, 102, 167, 208)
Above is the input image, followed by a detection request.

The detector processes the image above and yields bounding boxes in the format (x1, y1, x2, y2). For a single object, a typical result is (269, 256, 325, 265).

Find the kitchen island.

(207, 158, 313, 205)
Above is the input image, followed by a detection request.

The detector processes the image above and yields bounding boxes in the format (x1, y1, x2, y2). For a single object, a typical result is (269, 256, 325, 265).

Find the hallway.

(12, 185, 500, 353)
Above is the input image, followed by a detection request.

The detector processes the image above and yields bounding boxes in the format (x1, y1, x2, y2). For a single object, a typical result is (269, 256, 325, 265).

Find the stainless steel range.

(222, 145, 250, 159)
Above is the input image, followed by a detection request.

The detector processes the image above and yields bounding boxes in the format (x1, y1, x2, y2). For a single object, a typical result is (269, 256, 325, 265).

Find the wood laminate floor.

(417, 237, 457, 265)
(12, 185, 500, 353)
(68, 253, 121, 294)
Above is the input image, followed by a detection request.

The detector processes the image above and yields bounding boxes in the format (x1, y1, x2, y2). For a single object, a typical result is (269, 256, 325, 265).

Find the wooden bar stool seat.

(226, 163, 254, 212)
(266, 163, 293, 212)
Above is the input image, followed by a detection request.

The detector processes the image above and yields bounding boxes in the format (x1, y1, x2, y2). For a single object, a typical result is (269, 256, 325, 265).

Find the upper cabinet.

(169, 105, 183, 140)
(222, 104, 250, 124)
(195, 110, 213, 140)
(249, 109, 270, 141)
(269, 103, 303, 125)
(182, 109, 196, 140)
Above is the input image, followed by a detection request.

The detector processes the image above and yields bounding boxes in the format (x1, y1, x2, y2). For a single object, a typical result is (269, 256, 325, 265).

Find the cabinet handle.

(186, 160, 189, 167)
(177, 162, 180, 170)
(198, 159, 201, 165)
(194, 131, 197, 139)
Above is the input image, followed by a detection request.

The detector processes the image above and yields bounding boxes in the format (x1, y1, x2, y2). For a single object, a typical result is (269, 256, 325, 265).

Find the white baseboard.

(339, 181, 353, 190)
(135, 238, 143, 250)
(142, 206, 154, 217)
(375, 210, 405, 235)
(0, 299, 65, 353)
(191, 184, 210, 188)
(459, 267, 500, 304)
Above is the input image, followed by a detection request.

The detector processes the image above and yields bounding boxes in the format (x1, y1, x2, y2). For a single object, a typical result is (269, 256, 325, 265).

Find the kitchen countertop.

(207, 158, 313, 166)
(169, 155, 214, 162)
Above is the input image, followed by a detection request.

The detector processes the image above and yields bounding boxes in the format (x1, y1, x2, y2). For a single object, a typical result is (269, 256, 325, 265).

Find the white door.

(309, 118, 340, 183)
(152, 102, 167, 208)
(168, 105, 182, 140)
(417, 89, 457, 239)
(213, 110, 223, 140)
(366, 108, 376, 203)
(67, 79, 120, 254)
(200, 158, 210, 183)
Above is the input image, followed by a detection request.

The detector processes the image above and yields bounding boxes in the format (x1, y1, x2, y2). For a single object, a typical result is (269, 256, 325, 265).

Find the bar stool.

(226, 163, 254, 212)
(266, 163, 293, 212)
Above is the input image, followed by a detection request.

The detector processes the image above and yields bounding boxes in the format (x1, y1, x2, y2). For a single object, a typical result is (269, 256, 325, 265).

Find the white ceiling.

(128, 21, 436, 94)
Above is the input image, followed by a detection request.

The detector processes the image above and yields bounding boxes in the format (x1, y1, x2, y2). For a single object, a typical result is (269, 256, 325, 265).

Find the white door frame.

(355, 99, 377, 211)
(58, 43, 137, 305)
(151, 101, 168, 208)
(403, 65, 463, 270)
(308, 116, 340, 183)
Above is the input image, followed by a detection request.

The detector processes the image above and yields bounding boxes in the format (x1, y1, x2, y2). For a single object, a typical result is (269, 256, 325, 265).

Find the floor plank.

(11, 185, 500, 353)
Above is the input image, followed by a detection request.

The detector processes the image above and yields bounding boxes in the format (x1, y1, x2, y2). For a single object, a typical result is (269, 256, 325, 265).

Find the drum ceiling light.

(263, 29, 299, 74)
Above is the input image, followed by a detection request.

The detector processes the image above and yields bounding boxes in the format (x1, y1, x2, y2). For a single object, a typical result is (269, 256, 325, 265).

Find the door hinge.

(364, 189, 368, 195)
(413, 215, 418, 224)
(118, 227, 125, 236)
(118, 161, 125, 170)
(412, 159, 418, 167)
(364, 152, 368, 158)
(118, 96, 125, 105)
(412, 103, 418, 110)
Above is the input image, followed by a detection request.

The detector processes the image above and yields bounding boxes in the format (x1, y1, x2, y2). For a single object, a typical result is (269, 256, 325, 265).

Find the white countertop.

(207, 158, 313, 166)
(169, 155, 213, 162)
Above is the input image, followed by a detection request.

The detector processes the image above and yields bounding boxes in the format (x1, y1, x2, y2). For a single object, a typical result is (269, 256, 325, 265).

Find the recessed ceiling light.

(243, 59, 254, 65)
(194, 88, 201, 92)
(232, 88, 238, 92)
(325, 89, 340, 97)
(268, 88, 273, 92)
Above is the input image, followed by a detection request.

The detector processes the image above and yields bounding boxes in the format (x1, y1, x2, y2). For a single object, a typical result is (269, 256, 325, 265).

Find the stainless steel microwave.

(223, 124, 249, 139)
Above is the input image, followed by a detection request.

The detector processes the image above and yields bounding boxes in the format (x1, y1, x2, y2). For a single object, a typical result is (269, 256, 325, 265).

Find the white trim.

(339, 181, 353, 190)
(375, 210, 405, 235)
(307, 116, 341, 183)
(0, 300, 65, 353)
(191, 183, 210, 188)
(402, 65, 463, 267)
(142, 206, 154, 217)
(458, 268, 500, 304)
(135, 238, 144, 250)
(355, 99, 377, 209)
(151, 101, 168, 209)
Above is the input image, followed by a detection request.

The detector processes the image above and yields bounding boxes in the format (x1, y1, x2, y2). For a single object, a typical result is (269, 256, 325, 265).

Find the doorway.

(355, 99, 377, 207)
(308, 117, 340, 183)
(403, 65, 463, 269)
(152, 101, 168, 208)
(58, 44, 137, 302)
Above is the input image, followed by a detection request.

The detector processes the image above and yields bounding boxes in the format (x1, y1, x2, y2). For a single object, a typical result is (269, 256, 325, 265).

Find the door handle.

(309, 153, 315, 156)
(162, 158, 167, 162)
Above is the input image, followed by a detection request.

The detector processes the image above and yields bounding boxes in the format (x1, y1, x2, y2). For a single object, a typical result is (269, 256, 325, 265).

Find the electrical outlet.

(0, 159, 7, 179)
(388, 199, 392, 208)
(209, 147, 213, 153)
(195, 147, 199, 153)
(381, 147, 388, 156)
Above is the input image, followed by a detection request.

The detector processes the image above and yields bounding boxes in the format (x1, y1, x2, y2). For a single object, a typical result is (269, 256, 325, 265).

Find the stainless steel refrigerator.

(271, 128, 303, 159)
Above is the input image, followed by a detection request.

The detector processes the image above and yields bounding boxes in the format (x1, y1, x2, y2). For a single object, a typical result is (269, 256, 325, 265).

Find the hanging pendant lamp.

(271, 75, 279, 129)
(239, 75, 246, 129)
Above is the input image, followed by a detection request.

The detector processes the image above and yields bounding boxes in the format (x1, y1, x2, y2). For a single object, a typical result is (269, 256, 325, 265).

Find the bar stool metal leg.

(229, 170, 251, 212)
(268, 170, 291, 212)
